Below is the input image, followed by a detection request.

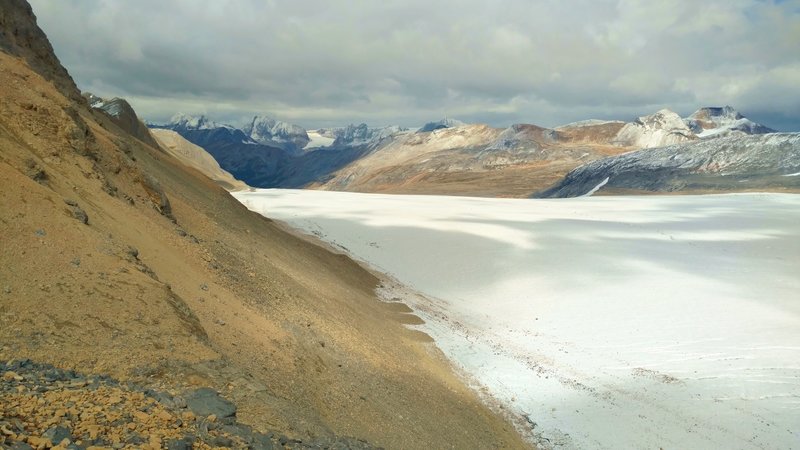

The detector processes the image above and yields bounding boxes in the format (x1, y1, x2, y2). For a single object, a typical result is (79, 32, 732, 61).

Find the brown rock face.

(0, 0, 81, 101)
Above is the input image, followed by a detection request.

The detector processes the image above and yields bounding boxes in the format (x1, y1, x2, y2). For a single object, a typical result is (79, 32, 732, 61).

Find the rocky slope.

(535, 133, 800, 197)
(0, 1, 529, 448)
(149, 129, 248, 191)
(84, 93, 161, 149)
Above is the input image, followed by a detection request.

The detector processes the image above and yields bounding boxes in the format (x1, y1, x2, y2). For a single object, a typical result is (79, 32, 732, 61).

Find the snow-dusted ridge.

(537, 132, 800, 198)
(685, 105, 775, 137)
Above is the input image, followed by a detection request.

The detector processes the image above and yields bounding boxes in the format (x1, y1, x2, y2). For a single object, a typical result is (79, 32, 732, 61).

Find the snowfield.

(234, 189, 800, 450)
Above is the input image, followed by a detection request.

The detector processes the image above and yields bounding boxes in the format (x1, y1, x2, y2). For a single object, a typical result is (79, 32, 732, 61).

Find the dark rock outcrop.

(0, 0, 81, 101)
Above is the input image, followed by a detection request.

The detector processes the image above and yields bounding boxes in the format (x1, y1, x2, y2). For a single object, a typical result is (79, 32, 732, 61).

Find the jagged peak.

(243, 114, 309, 150)
(684, 105, 775, 137)
(688, 105, 743, 120)
(166, 113, 227, 130)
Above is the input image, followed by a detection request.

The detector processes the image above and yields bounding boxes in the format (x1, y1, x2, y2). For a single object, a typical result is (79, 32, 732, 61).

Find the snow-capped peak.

(242, 115, 310, 151)
(167, 113, 227, 130)
(684, 106, 775, 137)
(329, 123, 408, 147)
(612, 109, 696, 148)
(635, 109, 689, 131)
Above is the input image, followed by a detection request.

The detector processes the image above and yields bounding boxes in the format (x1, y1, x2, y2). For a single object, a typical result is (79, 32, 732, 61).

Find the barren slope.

(151, 128, 248, 191)
(0, 2, 528, 448)
(318, 124, 632, 197)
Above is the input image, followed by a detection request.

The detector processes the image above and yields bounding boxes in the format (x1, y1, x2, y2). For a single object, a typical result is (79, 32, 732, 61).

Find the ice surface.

(234, 189, 800, 450)
(304, 130, 336, 149)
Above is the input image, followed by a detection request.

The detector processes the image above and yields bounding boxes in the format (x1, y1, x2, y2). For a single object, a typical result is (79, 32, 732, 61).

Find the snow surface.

(234, 190, 800, 450)
(581, 177, 608, 197)
(304, 130, 336, 149)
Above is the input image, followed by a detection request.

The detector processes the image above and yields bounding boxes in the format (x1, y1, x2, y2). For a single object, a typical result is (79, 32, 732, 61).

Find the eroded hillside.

(0, 1, 528, 448)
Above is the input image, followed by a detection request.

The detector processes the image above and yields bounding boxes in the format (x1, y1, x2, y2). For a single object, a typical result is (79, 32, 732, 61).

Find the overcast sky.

(29, 0, 800, 130)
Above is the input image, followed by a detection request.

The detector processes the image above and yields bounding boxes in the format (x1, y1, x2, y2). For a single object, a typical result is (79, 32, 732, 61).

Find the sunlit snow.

(234, 189, 800, 450)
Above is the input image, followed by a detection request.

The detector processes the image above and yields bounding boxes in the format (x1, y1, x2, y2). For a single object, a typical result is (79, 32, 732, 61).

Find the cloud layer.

(29, 0, 800, 130)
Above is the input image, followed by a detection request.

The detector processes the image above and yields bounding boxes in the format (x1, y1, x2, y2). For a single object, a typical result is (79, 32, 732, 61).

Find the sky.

(29, 0, 800, 130)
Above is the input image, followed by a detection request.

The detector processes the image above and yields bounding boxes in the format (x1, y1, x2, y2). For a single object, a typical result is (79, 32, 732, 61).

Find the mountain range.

(145, 105, 796, 198)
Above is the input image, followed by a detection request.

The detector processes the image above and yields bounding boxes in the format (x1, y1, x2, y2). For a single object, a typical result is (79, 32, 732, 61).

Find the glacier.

(234, 189, 800, 450)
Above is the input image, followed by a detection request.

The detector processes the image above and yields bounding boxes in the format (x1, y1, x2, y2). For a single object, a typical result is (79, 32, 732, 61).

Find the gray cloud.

(29, 0, 800, 130)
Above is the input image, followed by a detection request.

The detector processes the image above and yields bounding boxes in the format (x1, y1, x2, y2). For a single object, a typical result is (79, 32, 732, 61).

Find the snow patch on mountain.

(613, 109, 696, 148)
(83, 93, 127, 118)
(304, 130, 336, 149)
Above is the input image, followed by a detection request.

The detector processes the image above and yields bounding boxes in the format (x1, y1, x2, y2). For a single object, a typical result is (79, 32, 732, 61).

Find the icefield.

(234, 189, 800, 450)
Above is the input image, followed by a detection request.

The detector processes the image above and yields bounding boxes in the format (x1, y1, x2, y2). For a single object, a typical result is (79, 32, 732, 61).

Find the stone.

(184, 388, 236, 418)
(3, 371, 23, 381)
(210, 435, 234, 447)
(34, 229, 46, 237)
(68, 205, 89, 225)
(42, 425, 72, 445)
(250, 433, 276, 450)
(166, 438, 191, 450)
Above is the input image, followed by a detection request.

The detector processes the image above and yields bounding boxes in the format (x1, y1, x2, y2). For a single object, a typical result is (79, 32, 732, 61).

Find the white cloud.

(28, 0, 800, 130)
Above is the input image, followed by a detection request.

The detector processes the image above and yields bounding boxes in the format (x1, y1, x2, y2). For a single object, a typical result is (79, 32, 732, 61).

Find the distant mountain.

(535, 133, 800, 198)
(164, 112, 231, 132)
(317, 123, 630, 197)
(242, 115, 310, 153)
(150, 115, 374, 187)
(151, 114, 287, 186)
(325, 123, 408, 147)
(553, 120, 627, 145)
(83, 92, 160, 149)
(486, 124, 557, 151)
(612, 109, 696, 148)
(684, 106, 775, 137)
(418, 118, 466, 133)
